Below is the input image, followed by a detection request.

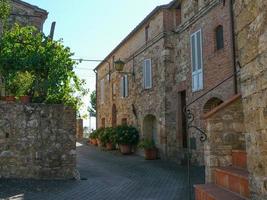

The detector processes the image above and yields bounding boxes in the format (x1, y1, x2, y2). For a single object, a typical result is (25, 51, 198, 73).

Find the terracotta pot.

(5, 96, 16, 102)
(19, 96, 31, 104)
(144, 148, 157, 160)
(97, 139, 102, 146)
(106, 143, 115, 151)
(119, 144, 132, 155)
(92, 139, 97, 146)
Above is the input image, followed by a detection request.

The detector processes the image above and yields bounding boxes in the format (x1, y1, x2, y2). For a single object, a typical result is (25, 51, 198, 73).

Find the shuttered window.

(100, 79, 105, 103)
(120, 75, 128, 98)
(215, 25, 224, 50)
(191, 29, 203, 92)
(143, 59, 152, 89)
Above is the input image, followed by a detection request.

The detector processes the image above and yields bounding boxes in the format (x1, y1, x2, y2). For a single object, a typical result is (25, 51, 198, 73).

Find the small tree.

(88, 90, 96, 117)
(0, 24, 87, 110)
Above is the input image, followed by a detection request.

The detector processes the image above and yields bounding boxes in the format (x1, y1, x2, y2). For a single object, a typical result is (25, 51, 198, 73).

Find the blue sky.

(25, 0, 171, 128)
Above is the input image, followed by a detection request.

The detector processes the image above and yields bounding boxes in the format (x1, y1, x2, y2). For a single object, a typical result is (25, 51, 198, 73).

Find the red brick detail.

(215, 167, 250, 198)
(232, 150, 247, 169)
(203, 94, 241, 119)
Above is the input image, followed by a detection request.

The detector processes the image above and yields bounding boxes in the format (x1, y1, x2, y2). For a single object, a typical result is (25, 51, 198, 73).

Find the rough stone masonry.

(0, 103, 76, 180)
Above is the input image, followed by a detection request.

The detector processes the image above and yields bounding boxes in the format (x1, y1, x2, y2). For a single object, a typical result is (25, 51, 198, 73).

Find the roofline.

(12, 0, 48, 16)
(94, 0, 178, 71)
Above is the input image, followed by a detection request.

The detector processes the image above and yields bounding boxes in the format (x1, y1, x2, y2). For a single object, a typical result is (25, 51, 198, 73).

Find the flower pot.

(5, 96, 16, 102)
(92, 139, 97, 146)
(106, 143, 115, 151)
(97, 139, 102, 147)
(19, 96, 31, 104)
(144, 148, 157, 160)
(119, 144, 132, 155)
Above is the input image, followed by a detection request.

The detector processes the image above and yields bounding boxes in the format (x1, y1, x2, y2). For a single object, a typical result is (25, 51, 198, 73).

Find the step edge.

(194, 183, 248, 200)
(215, 167, 249, 179)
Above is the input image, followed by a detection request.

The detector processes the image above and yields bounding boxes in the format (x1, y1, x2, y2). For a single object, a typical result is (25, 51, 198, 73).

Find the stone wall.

(234, 0, 267, 199)
(0, 103, 76, 180)
(203, 95, 245, 182)
(76, 118, 83, 140)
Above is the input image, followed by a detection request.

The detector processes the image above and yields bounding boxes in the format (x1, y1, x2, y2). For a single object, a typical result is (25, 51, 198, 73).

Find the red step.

(232, 150, 247, 169)
(215, 167, 250, 198)
(194, 184, 246, 200)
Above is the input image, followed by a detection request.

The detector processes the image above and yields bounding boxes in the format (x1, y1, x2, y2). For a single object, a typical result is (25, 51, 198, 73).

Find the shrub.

(115, 125, 139, 145)
(99, 127, 116, 145)
(89, 128, 104, 140)
(138, 139, 156, 150)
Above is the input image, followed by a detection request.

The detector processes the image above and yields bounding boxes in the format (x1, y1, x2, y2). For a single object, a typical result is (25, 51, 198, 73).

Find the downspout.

(229, 0, 238, 94)
(94, 69, 98, 129)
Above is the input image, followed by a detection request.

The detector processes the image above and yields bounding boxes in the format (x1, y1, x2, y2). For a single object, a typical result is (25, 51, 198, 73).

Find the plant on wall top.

(0, 24, 88, 109)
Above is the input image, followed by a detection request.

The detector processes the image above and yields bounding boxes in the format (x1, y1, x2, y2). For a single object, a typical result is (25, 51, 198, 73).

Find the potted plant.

(100, 127, 116, 150)
(4, 73, 18, 102)
(89, 130, 98, 146)
(115, 125, 139, 155)
(138, 139, 157, 160)
(15, 71, 34, 104)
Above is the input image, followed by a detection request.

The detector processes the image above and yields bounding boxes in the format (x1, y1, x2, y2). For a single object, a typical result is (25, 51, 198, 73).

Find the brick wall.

(165, 0, 236, 165)
(0, 103, 76, 180)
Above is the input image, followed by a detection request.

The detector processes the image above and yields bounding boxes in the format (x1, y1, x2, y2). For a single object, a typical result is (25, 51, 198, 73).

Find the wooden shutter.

(143, 59, 152, 89)
(191, 29, 203, 91)
(120, 77, 124, 97)
(100, 79, 105, 103)
(124, 75, 128, 97)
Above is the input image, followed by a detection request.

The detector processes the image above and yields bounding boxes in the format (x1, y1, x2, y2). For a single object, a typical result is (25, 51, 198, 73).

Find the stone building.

(95, 0, 238, 164)
(0, 0, 48, 33)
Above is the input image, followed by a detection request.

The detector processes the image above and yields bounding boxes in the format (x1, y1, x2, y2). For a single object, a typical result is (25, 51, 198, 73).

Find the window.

(143, 59, 152, 89)
(215, 25, 224, 50)
(191, 29, 203, 91)
(100, 79, 105, 103)
(121, 118, 128, 126)
(145, 25, 149, 42)
(120, 75, 128, 98)
(101, 118, 105, 128)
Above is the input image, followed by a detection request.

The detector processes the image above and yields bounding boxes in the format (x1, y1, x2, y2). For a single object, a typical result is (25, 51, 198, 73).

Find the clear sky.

(25, 0, 171, 129)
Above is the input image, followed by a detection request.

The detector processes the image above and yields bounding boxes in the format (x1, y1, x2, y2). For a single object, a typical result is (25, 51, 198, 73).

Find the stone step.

(194, 184, 247, 200)
(232, 150, 247, 169)
(215, 166, 250, 198)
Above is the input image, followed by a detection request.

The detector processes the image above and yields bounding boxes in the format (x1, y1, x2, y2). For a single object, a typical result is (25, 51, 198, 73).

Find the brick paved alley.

(0, 142, 204, 200)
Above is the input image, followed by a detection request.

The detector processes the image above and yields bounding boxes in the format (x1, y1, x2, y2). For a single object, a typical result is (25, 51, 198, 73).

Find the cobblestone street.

(0, 142, 204, 200)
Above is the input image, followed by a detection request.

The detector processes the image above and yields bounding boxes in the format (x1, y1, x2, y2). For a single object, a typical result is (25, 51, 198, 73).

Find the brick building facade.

(95, 0, 238, 164)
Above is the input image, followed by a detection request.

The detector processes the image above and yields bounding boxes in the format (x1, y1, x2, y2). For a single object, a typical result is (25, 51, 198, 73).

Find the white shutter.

(143, 61, 146, 88)
(124, 75, 128, 97)
(100, 79, 105, 103)
(144, 59, 152, 89)
(191, 29, 203, 91)
(120, 77, 124, 97)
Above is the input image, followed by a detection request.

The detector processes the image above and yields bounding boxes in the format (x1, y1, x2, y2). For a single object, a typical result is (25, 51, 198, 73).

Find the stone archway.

(112, 104, 117, 127)
(143, 115, 157, 145)
(203, 97, 223, 114)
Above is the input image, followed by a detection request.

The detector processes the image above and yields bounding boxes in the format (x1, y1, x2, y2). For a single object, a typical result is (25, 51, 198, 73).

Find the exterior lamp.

(114, 59, 125, 72)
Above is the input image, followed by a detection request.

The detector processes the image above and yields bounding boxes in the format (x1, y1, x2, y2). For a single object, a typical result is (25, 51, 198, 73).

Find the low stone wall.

(204, 95, 245, 182)
(0, 103, 76, 180)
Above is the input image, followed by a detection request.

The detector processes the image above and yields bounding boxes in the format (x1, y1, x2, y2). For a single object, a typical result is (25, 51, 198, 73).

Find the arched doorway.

(112, 104, 117, 127)
(143, 115, 157, 144)
(203, 97, 224, 114)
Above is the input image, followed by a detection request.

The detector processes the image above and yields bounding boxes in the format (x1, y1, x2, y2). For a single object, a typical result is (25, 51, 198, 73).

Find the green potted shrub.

(115, 125, 139, 155)
(96, 128, 105, 147)
(15, 71, 34, 104)
(89, 130, 98, 146)
(138, 139, 157, 160)
(100, 127, 116, 150)
(4, 72, 19, 102)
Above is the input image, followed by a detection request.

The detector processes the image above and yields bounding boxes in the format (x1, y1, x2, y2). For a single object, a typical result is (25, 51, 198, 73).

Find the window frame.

(120, 74, 128, 98)
(143, 59, 152, 90)
(190, 29, 204, 92)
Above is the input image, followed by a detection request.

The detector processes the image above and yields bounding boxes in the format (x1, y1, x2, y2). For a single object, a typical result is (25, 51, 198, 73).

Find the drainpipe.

(94, 69, 98, 129)
(229, 0, 238, 94)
